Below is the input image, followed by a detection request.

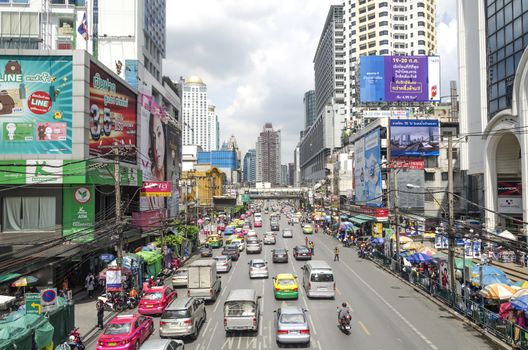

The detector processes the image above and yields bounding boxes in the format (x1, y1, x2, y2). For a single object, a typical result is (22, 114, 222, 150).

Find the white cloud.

(436, 0, 458, 97)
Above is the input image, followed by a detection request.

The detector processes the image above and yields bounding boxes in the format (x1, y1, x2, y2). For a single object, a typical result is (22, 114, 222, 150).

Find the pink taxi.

(96, 314, 153, 350)
(138, 285, 177, 315)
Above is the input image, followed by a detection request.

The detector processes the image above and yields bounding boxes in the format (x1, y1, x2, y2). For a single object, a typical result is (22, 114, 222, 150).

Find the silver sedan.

(214, 255, 232, 273)
(248, 259, 269, 279)
(275, 306, 310, 345)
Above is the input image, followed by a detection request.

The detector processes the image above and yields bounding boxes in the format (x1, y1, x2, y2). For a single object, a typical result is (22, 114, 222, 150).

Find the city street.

(85, 213, 499, 350)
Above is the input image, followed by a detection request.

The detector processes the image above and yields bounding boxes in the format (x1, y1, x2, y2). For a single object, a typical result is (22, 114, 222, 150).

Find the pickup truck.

(187, 259, 222, 302)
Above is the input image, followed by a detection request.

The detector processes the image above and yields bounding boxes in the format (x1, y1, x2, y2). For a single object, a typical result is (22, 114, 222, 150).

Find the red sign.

(390, 158, 425, 170)
(349, 205, 389, 221)
(27, 91, 52, 114)
(141, 181, 172, 197)
(132, 209, 167, 230)
(498, 181, 522, 196)
(89, 61, 137, 164)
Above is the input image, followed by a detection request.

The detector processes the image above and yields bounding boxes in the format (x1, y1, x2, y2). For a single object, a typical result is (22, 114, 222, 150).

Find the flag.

(77, 12, 89, 40)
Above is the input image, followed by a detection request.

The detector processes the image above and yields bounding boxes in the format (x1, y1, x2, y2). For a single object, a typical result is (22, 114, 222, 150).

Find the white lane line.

(317, 340, 322, 350)
(202, 319, 210, 334)
(205, 321, 219, 350)
(214, 257, 241, 313)
(261, 279, 265, 311)
(318, 241, 439, 350)
(268, 319, 272, 346)
(237, 333, 242, 349)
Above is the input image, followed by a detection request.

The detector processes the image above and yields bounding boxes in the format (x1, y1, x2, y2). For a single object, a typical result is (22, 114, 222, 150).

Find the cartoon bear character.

(37, 124, 47, 140)
(0, 91, 15, 115)
(5, 61, 21, 75)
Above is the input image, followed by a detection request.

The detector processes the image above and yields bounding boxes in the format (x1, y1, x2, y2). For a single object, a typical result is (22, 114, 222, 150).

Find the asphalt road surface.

(87, 213, 500, 350)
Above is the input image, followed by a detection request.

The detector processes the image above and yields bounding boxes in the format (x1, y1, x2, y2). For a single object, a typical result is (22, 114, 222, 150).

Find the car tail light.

(333, 282, 336, 290)
(183, 319, 193, 325)
(224, 318, 227, 327)
(293, 287, 298, 291)
(277, 330, 289, 334)
(98, 341, 104, 346)
(252, 316, 257, 326)
(209, 288, 213, 296)
(187, 290, 190, 297)
(160, 321, 167, 326)
(308, 282, 311, 289)
(300, 329, 310, 334)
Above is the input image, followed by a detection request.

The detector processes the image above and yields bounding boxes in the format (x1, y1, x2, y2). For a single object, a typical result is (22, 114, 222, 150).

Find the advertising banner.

(390, 158, 425, 170)
(363, 110, 409, 119)
(354, 129, 382, 207)
(124, 59, 138, 90)
(141, 181, 172, 197)
(389, 119, 440, 156)
(106, 268, 122, 291)
(497, 181, 522, 214)
(63, 185, 95, 241)
(360, 55, 440, 103)
(89, 61, 137, 164)
(166, 122, 182, 217)
(0, 56, 72, 154)
(394, 169, 425, 209)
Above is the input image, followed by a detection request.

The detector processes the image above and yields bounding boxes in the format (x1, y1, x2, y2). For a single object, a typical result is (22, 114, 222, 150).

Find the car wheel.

(150, 323, 154, 334)
(135, 341, 140, 350)
(191, 324, 199, 340)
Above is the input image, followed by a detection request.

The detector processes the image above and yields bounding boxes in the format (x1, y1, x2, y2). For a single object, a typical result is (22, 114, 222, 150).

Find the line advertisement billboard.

(390, 119, 440, 157)
(354, 129, 382, 207)
(0, 56, 73, 154)
(89, 61, 137, 164)
(360, 56, 440, 103)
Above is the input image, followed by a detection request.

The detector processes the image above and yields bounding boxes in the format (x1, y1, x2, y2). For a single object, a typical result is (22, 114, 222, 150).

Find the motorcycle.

(65, 328, 85, 349)
(96, 293, 126, 312)
(126, 296, 139, 309)
(337, 310, 352, 334)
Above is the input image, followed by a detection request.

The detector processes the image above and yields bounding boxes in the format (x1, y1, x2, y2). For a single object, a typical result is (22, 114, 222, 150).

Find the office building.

(209, 104, 220, 151)
(459, 0, 528, 234)
(243, 149, 257, 185)
(197, 150, 238, 184)
(343, 0, 437, 121)
(256, 123, 281, 185)
(288, 163, 295, 186)
(281, 164, 288, 186)
(304, 90, 317, 130)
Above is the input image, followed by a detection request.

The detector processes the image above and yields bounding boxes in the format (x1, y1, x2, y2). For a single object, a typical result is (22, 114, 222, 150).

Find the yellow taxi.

(231, 237, 245, 251)
(273, 273, 299, 300)
(207, 234, 223, 248)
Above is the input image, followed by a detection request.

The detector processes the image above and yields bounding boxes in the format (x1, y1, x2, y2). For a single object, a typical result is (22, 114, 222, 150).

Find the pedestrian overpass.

(242, 187, 309, 200)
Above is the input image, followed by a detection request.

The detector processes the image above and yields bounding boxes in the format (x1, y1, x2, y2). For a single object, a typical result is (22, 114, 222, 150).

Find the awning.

(350, 214, 375, 224)
(356, 214, 375, 222)
(0, 273, 21, 284)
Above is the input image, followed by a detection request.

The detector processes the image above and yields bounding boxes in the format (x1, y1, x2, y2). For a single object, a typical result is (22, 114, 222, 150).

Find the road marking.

(221, 336, 235, 349)
(358, 320, 370, 335)
(336, 287, 342, 295)
(317, 340, 322, 350)
(261, 279, 265, 310)
(246, 335, 257, 349)
(318, 240, 439, 350)
(202, 319, 210, 334)
(237, 333, 242, 349)
(268, 319, 272, 346)
(214, 257, 241, 314)
(206, 321, 219, 350)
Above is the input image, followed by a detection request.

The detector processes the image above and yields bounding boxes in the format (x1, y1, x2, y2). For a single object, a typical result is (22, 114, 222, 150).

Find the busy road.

(87, 211, 499, 350)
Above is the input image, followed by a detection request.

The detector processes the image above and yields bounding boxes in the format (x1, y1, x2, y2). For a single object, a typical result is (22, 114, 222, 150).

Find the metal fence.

(369, 250, 528, 349)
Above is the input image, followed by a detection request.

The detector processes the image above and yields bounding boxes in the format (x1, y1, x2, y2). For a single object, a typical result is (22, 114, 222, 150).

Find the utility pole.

(394, 169, 400, 266)
(447, 134, 456, 296)
(113, 142, 123, 268)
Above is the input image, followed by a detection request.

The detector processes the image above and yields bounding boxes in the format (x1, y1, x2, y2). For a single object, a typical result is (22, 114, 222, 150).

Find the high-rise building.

(256, 123, 281, 185)
(182, 77, 218, 151)
(343, 0, 437, 121)
(243, 149, 257, 185)
(281, 165, 288, 186)
(209, 104, 220, 151)
(304, 90, 317, 130)
(459, 0, 528, 233)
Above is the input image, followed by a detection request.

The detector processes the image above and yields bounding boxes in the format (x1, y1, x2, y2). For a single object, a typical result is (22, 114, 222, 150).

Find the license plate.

(318, 287, 327, 290)
(290, 330, 299, 335)
(108, 342, 117, 346)
(146, 305, 153, 308)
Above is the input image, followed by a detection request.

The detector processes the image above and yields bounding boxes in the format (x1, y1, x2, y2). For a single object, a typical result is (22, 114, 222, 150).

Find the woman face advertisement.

(149, 114, 166, 181)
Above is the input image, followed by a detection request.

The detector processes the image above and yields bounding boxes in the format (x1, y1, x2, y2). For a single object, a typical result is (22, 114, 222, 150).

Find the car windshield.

(311, 272, 334, 282)
(175, 270, 187, 276)
(277, 279, 295, 286)
(162, 309, 190, 319)
(252, 262, 266, 268)
(297, 247, 309, 252)
(104, 322, 131, 335)
(143, 292, 163, 300)
(274, 249, 286, 254)
(225, 245, 237, 250)
(224, 301, 256, 317)
(280, 313, 305, 324)
(215, 256, 227, 261)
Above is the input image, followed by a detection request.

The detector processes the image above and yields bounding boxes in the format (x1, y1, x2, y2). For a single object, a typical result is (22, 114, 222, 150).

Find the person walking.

(334, 246, 340, 261)
(97, 302, 105, 329)
(309, 241, 315, 256)
(85, 272, 95, 298)
(305, 236, 309, 246)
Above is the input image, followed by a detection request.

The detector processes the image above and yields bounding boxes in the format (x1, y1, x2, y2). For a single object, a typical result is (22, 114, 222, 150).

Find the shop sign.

(63, 185, 95, 241)
(498, 181, 522, 214)
(389, 158, 424, 170)
(0, 160, 87, 184)
(106, 267, 122, 291)
(141, 181, 171, 197)
(0, 55, 73, 155)
(373, 223, 383, 238)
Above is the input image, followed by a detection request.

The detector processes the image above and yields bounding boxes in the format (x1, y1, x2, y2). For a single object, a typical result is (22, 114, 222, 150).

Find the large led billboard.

(354, 128, 382, 207)
(389, 119, 440, 157)
(360, 56, 440, 103)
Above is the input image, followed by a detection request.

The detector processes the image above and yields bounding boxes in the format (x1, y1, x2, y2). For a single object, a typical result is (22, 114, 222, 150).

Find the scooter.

(126, 296, 139, 309)
(96, 293, 126, 312)
(66, 328, 85, 349)
(338, 313, 352, 334)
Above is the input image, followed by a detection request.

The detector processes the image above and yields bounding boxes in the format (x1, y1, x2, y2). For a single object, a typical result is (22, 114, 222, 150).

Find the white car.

(214, 255, 232, 273)
(249, 259, 269, 279)
(263, 232, 276, 245)
(282, 229, 293, 238)
(172, 268, 188, 287)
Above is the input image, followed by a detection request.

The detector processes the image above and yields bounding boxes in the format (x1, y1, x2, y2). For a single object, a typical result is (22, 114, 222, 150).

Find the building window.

(3, 196, 56, 232)
(441, 172, 448, 181)
(425, 173, 435, 181)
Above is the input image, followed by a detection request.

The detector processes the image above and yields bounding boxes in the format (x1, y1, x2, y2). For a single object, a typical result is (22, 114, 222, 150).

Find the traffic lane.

(310, 231, 498, 350)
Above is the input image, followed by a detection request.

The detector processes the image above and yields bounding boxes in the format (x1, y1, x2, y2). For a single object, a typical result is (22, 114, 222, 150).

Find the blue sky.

(165, 0, 458, 163)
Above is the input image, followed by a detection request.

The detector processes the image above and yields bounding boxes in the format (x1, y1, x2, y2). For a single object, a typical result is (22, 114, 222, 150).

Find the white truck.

(187, 259, 222, 302)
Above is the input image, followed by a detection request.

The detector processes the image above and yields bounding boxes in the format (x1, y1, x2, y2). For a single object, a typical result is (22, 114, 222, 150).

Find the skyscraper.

(280, 165, 288, 186)
(304, 90, 317, 130)
(182, 77, 218, 151)
(243, 149, 257, 185)
(343, 0, 437, 121)
(256, 123, 281, 185)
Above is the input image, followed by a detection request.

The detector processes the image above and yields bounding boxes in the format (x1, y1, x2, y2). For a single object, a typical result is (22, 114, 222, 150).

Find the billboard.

(89, 61, 137, 164)
(0, 56, 72, 154)
(498, 181, 522, 214)
(166, 122, 182, 217)
(394, 169, 425, 209)
(363, 109, 409, 119)
(390, 119, 440, 157)
(360, 56, 440, 103)
(354, 129, 382, 207)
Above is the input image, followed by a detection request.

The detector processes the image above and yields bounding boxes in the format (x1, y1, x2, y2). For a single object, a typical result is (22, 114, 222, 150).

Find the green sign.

(63, 184, 95, 241)
(25, 293, 41, 314)
(2, 122, 34, 141)
(86, 161, 142, 186)
(241, 194, 251, 204)
(0, 160, 86, 184)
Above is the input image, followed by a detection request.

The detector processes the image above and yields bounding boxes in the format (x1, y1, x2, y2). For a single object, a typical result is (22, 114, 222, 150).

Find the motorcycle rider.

(337, 302, 351, 327)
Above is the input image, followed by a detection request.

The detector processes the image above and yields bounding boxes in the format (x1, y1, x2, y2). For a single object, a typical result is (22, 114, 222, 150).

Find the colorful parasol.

(11, 276, 38, 287)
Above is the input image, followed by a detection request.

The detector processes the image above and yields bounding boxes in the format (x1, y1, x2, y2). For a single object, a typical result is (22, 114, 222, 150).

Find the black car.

(270, 222, 280, 231)
(200, 246, 213, 257)
(272, 248, 289, 263)
(293, 245, 312, 260)
(222, 244, 240, 261)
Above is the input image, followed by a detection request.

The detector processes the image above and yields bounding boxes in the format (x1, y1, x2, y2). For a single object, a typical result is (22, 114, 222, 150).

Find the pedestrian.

(305, 236, 309, 246)
(97, 302, 105, 329)
(85, 272, 95, 298)
(334, 246, 340, 261)
(309, 241, 315, 256)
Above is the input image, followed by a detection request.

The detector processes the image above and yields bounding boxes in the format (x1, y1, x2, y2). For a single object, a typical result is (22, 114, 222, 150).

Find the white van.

(301, 261, 335, 299)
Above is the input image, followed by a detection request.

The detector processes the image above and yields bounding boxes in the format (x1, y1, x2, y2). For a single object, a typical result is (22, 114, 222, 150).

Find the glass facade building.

(304, 90, 317, 130)
(243, 149, 256, 184)
(486, 0, 528, 116)
(197, 151, 237, 170)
